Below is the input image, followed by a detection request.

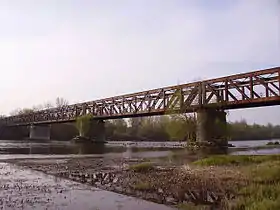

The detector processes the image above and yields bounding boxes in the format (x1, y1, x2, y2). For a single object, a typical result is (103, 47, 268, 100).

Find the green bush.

(132, 182, 152, 191)
(128, 162, 154, 172)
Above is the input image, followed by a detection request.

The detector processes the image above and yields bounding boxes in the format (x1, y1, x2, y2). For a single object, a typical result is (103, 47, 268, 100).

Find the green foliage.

(248, 161, 280, 182)
(105, 119, 128, 138)
(228, 120, 280, 140)
(112, 119, 127, 135)
(232, 193, 280, 210)
(194, 155, 280, 209)
(193, 155, 280, 166)
(231, 184, 280, 210)
(128, 117, 143, 136)
(132, 181, 152, 191)
(75, 114, 93, 137)
(128, 162, 154, 172)
(137, 116, 169, 140)
(105, 116, 280, 142)
(164, 114, 196, 141)
(229, 162, 280, 210)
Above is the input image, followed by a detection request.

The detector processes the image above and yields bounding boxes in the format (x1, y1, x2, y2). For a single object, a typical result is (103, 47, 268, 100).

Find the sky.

(0, 0, 279, 124)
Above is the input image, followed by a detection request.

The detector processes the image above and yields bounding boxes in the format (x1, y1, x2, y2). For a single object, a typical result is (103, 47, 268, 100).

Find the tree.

(32, 104, 43, 111)
(10, 108, 35, 116)
(165, 114, 196, 141)
(75, 114, 93, 137)
(128, 117, 143, 136)
(137, 116, 169, 141)
(55, 97, 68, 108)
(112, 119, 127, 135)
(43, 102, 54, 109)
(10, 108, 21, 116)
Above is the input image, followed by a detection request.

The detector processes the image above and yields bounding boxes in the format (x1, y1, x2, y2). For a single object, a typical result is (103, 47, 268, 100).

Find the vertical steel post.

(250, 76, 254, 99)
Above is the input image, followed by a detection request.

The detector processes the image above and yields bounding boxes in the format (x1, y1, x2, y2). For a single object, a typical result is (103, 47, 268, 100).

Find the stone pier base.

(196, 109, 228, 147)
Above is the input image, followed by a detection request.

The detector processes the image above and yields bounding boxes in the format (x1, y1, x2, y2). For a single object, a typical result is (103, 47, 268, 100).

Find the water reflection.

(0, 140, 279, 160)
(229, 140, 279, 148)
(0, 142, 126, 155)
(231, 147, 280, 155)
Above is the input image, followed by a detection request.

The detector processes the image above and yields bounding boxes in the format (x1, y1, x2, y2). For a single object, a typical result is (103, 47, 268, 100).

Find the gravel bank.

(6, 156, 246, 209)
(0, 162, 174, 210)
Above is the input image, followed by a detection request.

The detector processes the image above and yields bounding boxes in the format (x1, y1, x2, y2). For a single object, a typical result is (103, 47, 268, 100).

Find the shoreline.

(0, 162, 174, 210)
(5, 154, 278, 209)
(1, 141, 280, 209)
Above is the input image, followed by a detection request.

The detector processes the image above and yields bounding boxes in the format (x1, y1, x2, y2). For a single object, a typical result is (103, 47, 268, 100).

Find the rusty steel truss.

(2, 67, 280, 126)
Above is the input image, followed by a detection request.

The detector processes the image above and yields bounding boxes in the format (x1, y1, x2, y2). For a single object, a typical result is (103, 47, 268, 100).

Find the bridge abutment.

(196, 109, 228, 146)
(29, 125, 51, 140)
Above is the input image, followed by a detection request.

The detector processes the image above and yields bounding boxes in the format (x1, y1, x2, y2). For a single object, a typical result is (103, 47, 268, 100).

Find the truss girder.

(2, 67, 280, 125)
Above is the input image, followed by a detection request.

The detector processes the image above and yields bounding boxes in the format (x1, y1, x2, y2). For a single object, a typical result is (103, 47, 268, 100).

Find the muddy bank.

(0, 162, 174, 210)
(6, 156, 247, 209)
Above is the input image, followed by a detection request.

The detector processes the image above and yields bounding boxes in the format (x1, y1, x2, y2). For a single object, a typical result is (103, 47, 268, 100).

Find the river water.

(0, 139, 279, 160)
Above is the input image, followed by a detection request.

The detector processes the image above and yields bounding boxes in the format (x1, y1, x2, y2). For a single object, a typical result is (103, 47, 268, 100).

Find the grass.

(192, 155, 280, 210)
(248, 161, 280, 183)
(177, 203, 210, 210)
(229, 183, 280, 210)
(128, 155, 280, 209)
(193, 155, 280, 166)
(128, 162, 154, 172)
(132, 181, 152, 191)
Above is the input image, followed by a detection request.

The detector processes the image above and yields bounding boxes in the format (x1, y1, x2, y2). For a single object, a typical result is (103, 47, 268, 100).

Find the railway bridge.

(1, 67, 280, 144)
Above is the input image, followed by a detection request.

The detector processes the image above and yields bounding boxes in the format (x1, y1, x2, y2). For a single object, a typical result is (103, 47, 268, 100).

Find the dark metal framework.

(2, 67, 280, 126)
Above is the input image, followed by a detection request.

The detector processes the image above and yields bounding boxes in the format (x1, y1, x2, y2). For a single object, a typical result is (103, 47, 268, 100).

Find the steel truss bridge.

(2, 67, 280, 126)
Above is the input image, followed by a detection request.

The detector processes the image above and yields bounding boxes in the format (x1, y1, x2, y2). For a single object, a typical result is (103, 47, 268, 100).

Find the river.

(0, 139, 279, 159)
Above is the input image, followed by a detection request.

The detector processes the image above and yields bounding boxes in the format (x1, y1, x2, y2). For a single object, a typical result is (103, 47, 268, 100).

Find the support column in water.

(196, 109, 228, 146)
(96, 120, 105, 142)
(29, 124, 51, 140)
(88, 120, 106, 142)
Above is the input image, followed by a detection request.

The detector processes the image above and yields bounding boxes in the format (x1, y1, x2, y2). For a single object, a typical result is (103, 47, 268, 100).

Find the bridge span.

(1, 67, 280, 144)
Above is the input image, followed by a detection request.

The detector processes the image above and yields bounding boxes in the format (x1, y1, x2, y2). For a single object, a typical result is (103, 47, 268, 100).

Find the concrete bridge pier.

(89, 120, 106, 142)
(95, 120, 105, 142)
(196, 109, 228, 146)
(29, 124, 51, 140)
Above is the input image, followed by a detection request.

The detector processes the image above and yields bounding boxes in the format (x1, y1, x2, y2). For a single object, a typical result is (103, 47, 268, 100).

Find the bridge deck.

(2, 67, 280, 126)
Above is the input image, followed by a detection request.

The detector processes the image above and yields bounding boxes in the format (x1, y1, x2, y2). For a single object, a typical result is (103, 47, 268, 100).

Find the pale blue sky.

(0, 0, 279, 124)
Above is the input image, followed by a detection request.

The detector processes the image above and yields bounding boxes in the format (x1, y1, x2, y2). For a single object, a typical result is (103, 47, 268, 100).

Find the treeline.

(105, 116, 280, 141)
(228, 120, 280, 141)
(105, 115, 196, 142)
